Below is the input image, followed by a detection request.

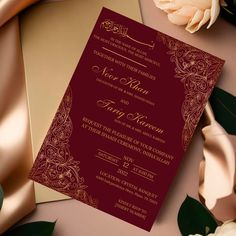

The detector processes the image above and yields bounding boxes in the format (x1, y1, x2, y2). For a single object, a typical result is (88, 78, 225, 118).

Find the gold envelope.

(20, 0, 142, 203)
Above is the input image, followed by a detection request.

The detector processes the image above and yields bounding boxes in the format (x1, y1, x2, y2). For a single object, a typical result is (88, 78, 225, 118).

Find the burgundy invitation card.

(30, 8, 224, 231)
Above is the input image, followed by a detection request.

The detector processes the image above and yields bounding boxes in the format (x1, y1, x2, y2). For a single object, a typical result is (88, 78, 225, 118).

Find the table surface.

(21, 1, 236, 235)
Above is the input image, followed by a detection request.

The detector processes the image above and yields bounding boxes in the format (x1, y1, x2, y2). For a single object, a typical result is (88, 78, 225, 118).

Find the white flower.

(214, 221, 236, 236)
(153, 0, 221, 33)
(189, 221, 236, 236)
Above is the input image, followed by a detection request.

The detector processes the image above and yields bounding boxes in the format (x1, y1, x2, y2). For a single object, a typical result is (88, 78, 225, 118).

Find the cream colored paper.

(20, 0, 142, 203)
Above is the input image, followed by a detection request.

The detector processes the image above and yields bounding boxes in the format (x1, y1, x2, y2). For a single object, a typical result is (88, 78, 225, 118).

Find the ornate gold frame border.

(158, 33, 224, 150)
(29, 87, 98, 207)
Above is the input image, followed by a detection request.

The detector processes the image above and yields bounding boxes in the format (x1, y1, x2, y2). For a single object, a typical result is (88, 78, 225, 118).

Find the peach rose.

(153, 0, 221, 33)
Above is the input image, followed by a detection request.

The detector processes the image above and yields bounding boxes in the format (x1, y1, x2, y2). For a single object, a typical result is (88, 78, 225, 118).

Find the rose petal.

(186, 9, 210, 33)
(153, 0, 180, 11)
(186, 9, 204, 31)
(168, 12, 190, 25)
(153, 0, 220, 32)
(168, 5, 198, 25)
(200, 121, 235, 209)
(215, 221, 236, 235)
(154, 0, 211, 10)
(207, 0, 220, 28)
(175, 0, 211, 9)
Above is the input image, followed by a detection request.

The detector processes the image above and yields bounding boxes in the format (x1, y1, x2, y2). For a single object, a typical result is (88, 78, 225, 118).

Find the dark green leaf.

(225, 0, 236, 7)
(0, 185, 3, 210)
(178, 196, 218, 236)
(1, 221, 56, 236)
(209, 87, 236, 135)
(221, 0, 236, 25)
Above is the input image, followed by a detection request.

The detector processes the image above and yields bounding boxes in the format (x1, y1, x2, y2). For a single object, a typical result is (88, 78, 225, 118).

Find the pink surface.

(21, 1, 236, 235)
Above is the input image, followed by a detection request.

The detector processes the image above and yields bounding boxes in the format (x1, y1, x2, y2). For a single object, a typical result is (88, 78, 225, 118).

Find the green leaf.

(209, 87, 236, 135)
(0, 185, 3, 210)
(225, 0, 236, 7)
(1, 221, 56, 236)
(178, 196, 218, 236)
(221, 0, 236, 25)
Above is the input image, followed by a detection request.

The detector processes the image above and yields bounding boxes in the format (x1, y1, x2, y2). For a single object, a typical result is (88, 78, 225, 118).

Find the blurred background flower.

(153, 0, 220, 33)
(153, 0, 236, 32)
(190, 221, 236, 236)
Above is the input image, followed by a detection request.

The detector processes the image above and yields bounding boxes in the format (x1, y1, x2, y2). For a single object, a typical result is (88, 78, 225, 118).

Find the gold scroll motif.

(158, 33, 224, 150)
(29, 87, 98, 207)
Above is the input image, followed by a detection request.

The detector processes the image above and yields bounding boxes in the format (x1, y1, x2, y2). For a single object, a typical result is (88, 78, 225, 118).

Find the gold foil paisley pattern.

(29, 87, 98, 207)
(158, 33, 224, 150)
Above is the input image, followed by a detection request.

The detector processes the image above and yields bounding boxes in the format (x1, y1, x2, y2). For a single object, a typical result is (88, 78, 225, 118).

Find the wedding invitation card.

(29, 8, 224, 230)
(21, 0, 142, 204)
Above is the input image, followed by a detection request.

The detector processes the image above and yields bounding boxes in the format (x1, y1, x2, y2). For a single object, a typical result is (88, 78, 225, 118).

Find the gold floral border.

(29, 87, 98, 207)
(158, 33, 224, 150)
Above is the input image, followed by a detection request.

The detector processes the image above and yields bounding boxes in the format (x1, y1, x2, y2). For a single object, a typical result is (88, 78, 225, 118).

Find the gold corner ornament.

(29, 87, 98, 208)
(158, 33, 224, 151)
